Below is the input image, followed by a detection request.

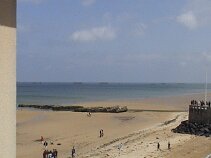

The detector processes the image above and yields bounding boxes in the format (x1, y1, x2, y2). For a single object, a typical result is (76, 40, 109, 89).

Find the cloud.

(177, 11, 198, 30)
(174, 51, 211, 69)
(71, 26, 116, 42)
(202, 52, 211, 63)
(81, 0, 95, 6)
(177, 0, 211, 29)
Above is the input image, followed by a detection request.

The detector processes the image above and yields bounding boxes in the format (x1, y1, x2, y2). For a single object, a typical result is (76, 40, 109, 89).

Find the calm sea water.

(17, 82, 211, 105)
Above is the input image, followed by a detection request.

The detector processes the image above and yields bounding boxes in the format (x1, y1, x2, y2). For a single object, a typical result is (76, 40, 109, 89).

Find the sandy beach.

(17, 93, 211, 158)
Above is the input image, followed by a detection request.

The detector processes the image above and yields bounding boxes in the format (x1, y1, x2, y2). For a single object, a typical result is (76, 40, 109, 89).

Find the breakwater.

(172, 120, 211, 137)
(18, 104, 128, 113)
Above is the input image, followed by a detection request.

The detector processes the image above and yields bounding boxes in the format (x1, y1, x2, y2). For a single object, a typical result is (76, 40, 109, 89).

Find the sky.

(17, 0, 211, 83)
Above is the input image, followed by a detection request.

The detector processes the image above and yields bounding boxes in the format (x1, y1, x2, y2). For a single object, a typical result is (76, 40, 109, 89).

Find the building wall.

(0, 0, 16, 157)
(189, 105, 211, 124)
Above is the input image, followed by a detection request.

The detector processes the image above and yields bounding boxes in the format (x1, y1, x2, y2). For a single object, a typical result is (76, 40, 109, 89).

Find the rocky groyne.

(18, 104, 128, 113)
(172, 120, 211, 137)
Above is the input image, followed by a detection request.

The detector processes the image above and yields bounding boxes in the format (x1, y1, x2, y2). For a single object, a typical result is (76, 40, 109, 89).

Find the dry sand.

(17, 93, 211, 158)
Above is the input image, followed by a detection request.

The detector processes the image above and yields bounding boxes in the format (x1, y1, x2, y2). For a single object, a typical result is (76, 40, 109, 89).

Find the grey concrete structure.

(189, 104, 211, 124)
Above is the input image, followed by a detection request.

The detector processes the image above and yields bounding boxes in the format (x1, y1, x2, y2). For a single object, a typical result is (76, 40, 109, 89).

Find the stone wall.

(189, 105, 211, 124)
(0, 0, 16, 158)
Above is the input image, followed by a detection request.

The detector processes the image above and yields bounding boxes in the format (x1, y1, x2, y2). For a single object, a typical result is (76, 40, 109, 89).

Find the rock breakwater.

(172, 120, 211, 137)
(18, 104, 128, 113)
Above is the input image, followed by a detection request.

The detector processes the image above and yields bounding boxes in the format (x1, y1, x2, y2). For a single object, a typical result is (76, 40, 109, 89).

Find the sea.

(17, 82, 211, 105)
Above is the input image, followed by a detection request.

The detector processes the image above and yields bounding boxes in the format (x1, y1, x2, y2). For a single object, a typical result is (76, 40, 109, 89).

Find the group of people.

(157, 142, 171, 150)
(43, 146, 75, 158)
(43, 149, 58, 158)
(100, 129, 104, 137)
(191, 100, 211, 107)
(41, 134, 172, 157)
(41, 136, 77, 158)
(41, 137, 58, 158)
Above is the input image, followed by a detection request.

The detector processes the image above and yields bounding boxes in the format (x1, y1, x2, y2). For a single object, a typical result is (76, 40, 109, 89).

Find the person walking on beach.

(44, 150, 49, 158)
(100, 130, 102, 137)
(100, 129, 104, 137)
(87, 112, 91, 117)
(53, 149, 58, 158)
(102, 129, 104, 137)
(157, 142, 160, 150)
(168, 142, 171, 150)
(41, 136, 44, 143)
(48, 150, 53, 158)
(72, 146, 76, 158)
(43, 150, 47, 158)
(44, 141, 48, 149)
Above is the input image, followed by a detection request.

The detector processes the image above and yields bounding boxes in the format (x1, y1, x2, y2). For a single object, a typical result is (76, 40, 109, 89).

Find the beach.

(15, 1, 211, 157)
(17, 93, 211, 158)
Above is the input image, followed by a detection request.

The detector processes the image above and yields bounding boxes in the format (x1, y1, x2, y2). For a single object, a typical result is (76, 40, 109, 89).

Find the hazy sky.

(17, 0, 211, 83)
